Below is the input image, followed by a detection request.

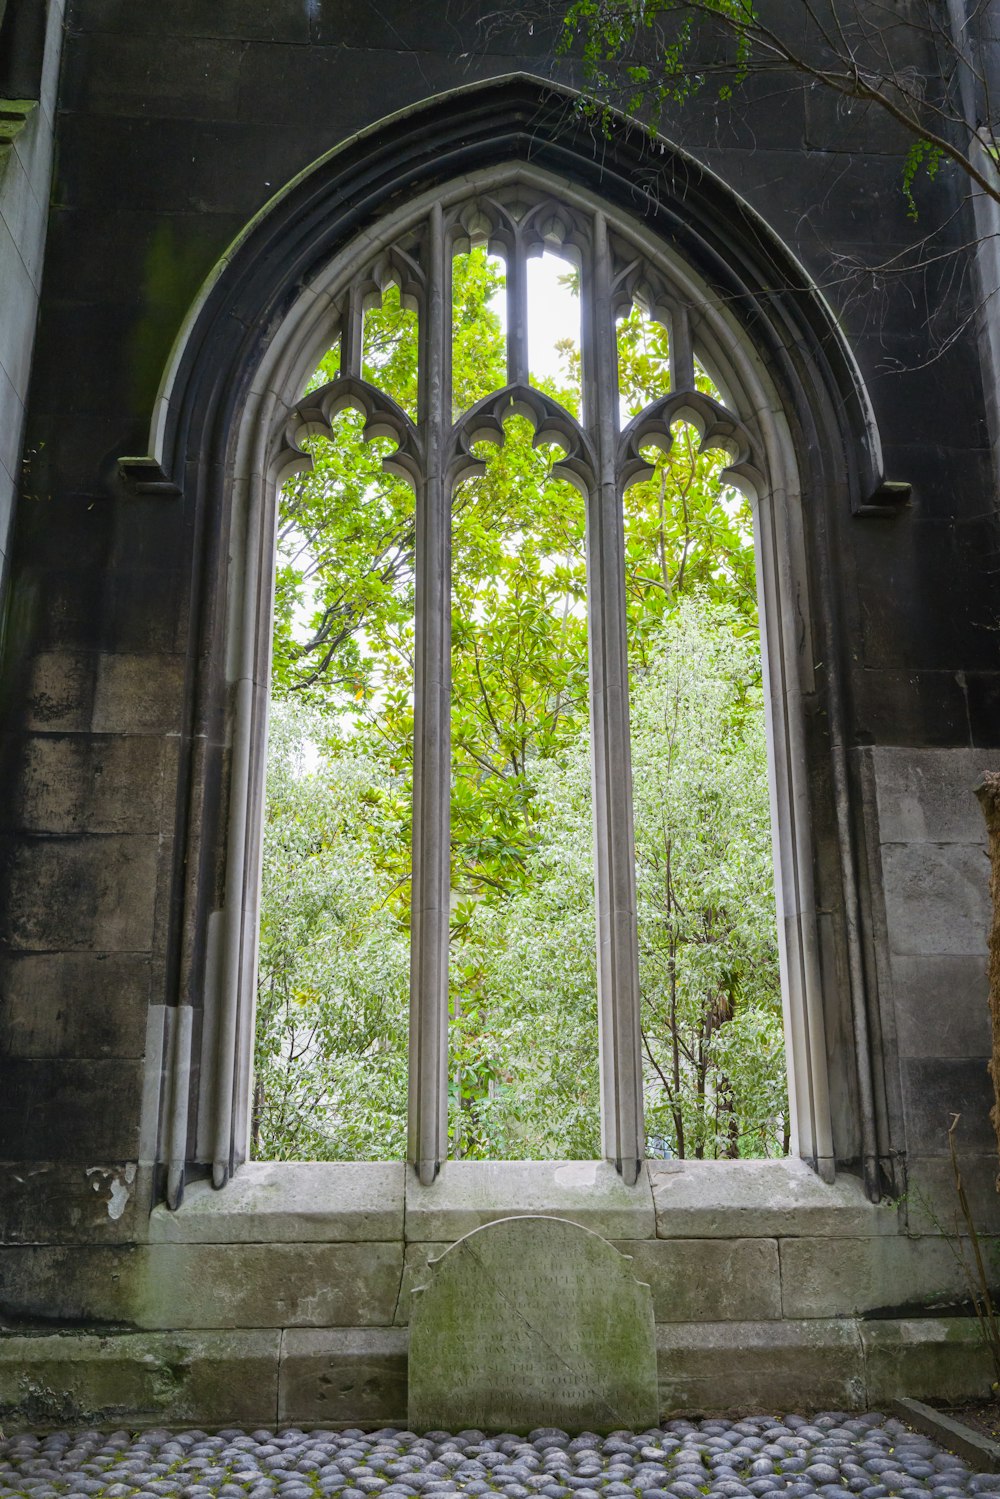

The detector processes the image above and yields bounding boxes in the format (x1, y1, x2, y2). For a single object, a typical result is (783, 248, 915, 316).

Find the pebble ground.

(2, 1416, 998, 1499)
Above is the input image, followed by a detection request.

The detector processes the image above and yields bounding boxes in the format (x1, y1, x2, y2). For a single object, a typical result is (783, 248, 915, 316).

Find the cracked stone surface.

(1, 1414, 998, 1499)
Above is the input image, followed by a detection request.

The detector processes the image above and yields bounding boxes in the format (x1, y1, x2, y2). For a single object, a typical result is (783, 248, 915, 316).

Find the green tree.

(631, 598, 785, 1159)
(253, 701, 409, 1160)
(253, 249, 784, 1162)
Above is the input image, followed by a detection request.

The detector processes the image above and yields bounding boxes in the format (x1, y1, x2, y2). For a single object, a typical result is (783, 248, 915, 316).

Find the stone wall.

(0, 0, 999, 1425)
(0, 1160, 997, 1427)
(0, 0, 63, 625)
(862, 748, 1000, 1232)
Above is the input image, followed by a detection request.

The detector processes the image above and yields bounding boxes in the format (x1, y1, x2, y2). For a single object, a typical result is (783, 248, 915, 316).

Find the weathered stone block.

(10, 732, 168, 833)
(871, 746, 1000, 845)
(149, 1161, 405, 1243)
(0, 146, 45, 287)
(278, 1328, 408, 1426)
(0, 951, 150, 1057)
(137, 1241, 404, 1328)
(881, 842, 991, 957)
(804, 88, 912, 158)
(656, 1318, 865, 1414)
(68, 0, 311, 42)
(404, 1158, 655, 1242)
(91, 653, 185, 733)
(0, 1329, 280, 1430)
(904, 1153, 1000, 1236)
(0, 363, 26, 491)
(0, 232, 41, 386)
(68, 33, 243, 120)
(0, 1242, 142, 1322)
(1, 1239, 406, 1328)
(0, 1160, 146, 1244)
(861, 1318, 996, 1405)
(900, 1058, 996, 1155)
(851, 669, 972, 752)
(891, 953, 990, 1058)
(22, 651, 97, 732)
(408, 1216, 658, 1435)
(617, 1237, 781, 1322)
(0, 833, 159, 950)
(0, 1060, 144, 1160)
(650, 1157, 897, 1239)
(779, 1234, 994, 1318)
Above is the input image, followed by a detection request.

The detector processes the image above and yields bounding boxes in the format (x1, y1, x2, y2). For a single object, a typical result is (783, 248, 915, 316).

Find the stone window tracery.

(271, 186, 767, 1187)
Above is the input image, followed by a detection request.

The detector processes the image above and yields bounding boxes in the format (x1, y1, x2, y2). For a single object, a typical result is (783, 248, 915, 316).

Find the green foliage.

(902, 139, 943, 221)
(558, 0, 953, 217)
(559, 0, 754, 120)
(253, 701, 409, 1160)
(632, 599, 785, 1159)
(252, 249, 785, 1164)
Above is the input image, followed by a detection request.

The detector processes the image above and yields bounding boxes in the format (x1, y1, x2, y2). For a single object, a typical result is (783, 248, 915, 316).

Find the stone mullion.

(408, 202, 452, 1183)
(340, 282, 364, 379)
(668, 304, 695, 392)
(505, 224, 530, 387)
(586, 211, 644, 1184)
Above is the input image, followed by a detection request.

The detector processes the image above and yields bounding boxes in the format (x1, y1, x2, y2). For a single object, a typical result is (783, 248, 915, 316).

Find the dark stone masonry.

(0, 0, 999, 1427)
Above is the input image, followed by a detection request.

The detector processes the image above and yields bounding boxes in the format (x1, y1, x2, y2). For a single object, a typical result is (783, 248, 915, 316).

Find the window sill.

(148, 1156, 897, 1244)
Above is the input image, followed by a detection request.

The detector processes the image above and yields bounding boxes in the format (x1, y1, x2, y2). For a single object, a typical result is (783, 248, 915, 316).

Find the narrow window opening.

(361, 280, 419, 423)
(618, 303, 787, 1159)
(253, 340, 417, 1158)
(243, 191, 803, 1177)
(452, 247, 507, 417)
(449, 414, 597, 1159)
(527, 250, 581, 406)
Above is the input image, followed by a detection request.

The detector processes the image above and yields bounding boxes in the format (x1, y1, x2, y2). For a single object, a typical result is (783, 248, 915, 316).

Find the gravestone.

(407, 1214, 658, 1433)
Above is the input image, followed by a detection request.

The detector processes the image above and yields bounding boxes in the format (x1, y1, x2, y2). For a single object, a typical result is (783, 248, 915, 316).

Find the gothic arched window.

(258, 177, 806, 1190)
(130, 84, 899, 1210)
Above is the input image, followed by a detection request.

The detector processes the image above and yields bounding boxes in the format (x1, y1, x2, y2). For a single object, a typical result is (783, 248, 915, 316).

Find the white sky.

(514, 251, 581, 387)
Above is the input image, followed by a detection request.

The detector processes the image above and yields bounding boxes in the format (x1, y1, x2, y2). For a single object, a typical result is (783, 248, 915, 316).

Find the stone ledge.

(148, 1161, 405, 1243)
(403, 1159, 656, 1241)
(649, 1156, 899, 1239)
(145, 1157, 889, 1247)
(892, 1396, 1000, 1472)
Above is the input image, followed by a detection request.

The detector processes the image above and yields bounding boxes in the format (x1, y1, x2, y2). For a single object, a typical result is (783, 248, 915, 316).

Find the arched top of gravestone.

(408, 1214, 658, 1435)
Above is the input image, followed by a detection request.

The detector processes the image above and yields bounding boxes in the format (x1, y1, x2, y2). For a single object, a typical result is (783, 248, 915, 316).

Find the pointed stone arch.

(121, 75, 903, 1208)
